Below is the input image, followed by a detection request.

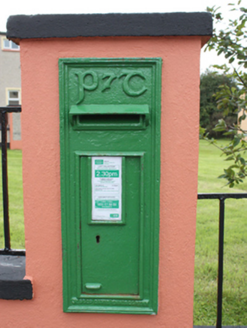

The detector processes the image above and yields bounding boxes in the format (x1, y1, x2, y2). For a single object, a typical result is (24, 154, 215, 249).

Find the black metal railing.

(0, 106, 25, 256)
(197, 193, 247, 328)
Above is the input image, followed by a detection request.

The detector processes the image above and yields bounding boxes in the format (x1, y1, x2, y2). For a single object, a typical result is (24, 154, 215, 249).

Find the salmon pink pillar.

(1, 13, 212, 328)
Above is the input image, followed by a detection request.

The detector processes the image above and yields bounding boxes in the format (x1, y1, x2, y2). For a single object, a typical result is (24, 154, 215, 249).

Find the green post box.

(59, 58, 161, 314)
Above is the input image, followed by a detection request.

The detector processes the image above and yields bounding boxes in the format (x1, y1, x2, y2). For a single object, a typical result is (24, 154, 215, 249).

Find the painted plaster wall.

(0, 36, 201, 327)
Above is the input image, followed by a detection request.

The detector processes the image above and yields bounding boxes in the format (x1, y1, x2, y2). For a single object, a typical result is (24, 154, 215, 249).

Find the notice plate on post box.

(92, 157, 122, 221)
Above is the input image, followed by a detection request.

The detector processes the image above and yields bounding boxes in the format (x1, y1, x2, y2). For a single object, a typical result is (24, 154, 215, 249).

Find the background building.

(0, 31, 21, 149)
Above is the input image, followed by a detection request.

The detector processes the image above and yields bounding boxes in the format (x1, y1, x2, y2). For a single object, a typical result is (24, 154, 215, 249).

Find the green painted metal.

(59, 58, 161, 314)
(69, 104, 149, 114)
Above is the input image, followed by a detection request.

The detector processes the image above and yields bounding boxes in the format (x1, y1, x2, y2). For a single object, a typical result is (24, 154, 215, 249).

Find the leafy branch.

(202, 1, 247, 187)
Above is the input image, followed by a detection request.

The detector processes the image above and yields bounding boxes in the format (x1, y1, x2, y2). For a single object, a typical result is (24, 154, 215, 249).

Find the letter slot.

(69, 104, 150, 129)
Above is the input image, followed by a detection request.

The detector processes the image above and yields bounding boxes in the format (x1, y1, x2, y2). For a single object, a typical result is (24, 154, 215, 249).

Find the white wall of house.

(0, 32, 21, 144)
(0, 33, 21, 106)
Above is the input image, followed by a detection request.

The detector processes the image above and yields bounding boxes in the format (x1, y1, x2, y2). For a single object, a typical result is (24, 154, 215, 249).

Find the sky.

(0, 0, 237, 73)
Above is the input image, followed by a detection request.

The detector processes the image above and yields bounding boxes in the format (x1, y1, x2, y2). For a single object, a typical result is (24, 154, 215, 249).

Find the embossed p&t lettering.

(75, 71, 98, 104)
(120, 72, 147, 97)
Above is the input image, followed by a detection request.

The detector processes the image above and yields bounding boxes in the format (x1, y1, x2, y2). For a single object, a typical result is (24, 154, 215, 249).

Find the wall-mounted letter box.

(59, 58, 161, 314)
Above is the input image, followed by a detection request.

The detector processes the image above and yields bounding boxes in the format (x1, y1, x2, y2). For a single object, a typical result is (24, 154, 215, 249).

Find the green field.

(0, 143, 246, 325)
(194, 139, 247, 326)
(0, 150, 24, 249)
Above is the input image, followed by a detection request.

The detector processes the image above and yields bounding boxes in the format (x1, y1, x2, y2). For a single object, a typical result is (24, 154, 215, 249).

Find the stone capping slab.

(0, 280, 33, 300)
(0, 255, 33, 300)
(7, 13, 212, 44)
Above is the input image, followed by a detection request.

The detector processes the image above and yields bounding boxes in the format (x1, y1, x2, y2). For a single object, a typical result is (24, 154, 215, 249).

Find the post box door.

(80, 155, 141, 295)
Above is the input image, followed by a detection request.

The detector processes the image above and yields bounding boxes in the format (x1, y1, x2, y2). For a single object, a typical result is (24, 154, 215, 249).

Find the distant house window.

(2, 37, 20, 51)
(8, 90, 21, 105)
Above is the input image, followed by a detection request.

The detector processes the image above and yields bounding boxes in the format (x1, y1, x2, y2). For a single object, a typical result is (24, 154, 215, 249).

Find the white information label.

(92, 157, 122, 221)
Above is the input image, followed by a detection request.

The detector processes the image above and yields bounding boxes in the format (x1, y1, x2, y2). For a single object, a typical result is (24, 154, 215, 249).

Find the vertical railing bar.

(198, 193, 247, 326)
(216, 197, 225, 328)
(1, 110, 11, 251)
(0, 106, 23, 256)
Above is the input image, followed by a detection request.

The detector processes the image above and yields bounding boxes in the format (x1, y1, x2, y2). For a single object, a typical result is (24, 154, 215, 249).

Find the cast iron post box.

(59, 58, 161, 314)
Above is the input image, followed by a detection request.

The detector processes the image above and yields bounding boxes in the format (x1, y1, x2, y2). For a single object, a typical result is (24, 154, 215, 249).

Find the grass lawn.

(0, 150, 24, 249)
(0, 142, 246, 325)
(194, 139, 247, 326)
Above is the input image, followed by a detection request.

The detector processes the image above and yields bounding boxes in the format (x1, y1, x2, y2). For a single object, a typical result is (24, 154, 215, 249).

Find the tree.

(204, 0, 247, 187)
(200, 70, 238, 138)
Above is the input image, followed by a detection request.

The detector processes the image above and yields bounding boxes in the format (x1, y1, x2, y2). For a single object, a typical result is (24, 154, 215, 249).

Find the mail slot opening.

(69, 104, 149, 130)
(78, 114, 142, 125)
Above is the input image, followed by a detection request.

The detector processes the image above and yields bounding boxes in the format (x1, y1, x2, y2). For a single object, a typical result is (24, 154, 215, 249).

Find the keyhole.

(96, 235, 100, 243)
